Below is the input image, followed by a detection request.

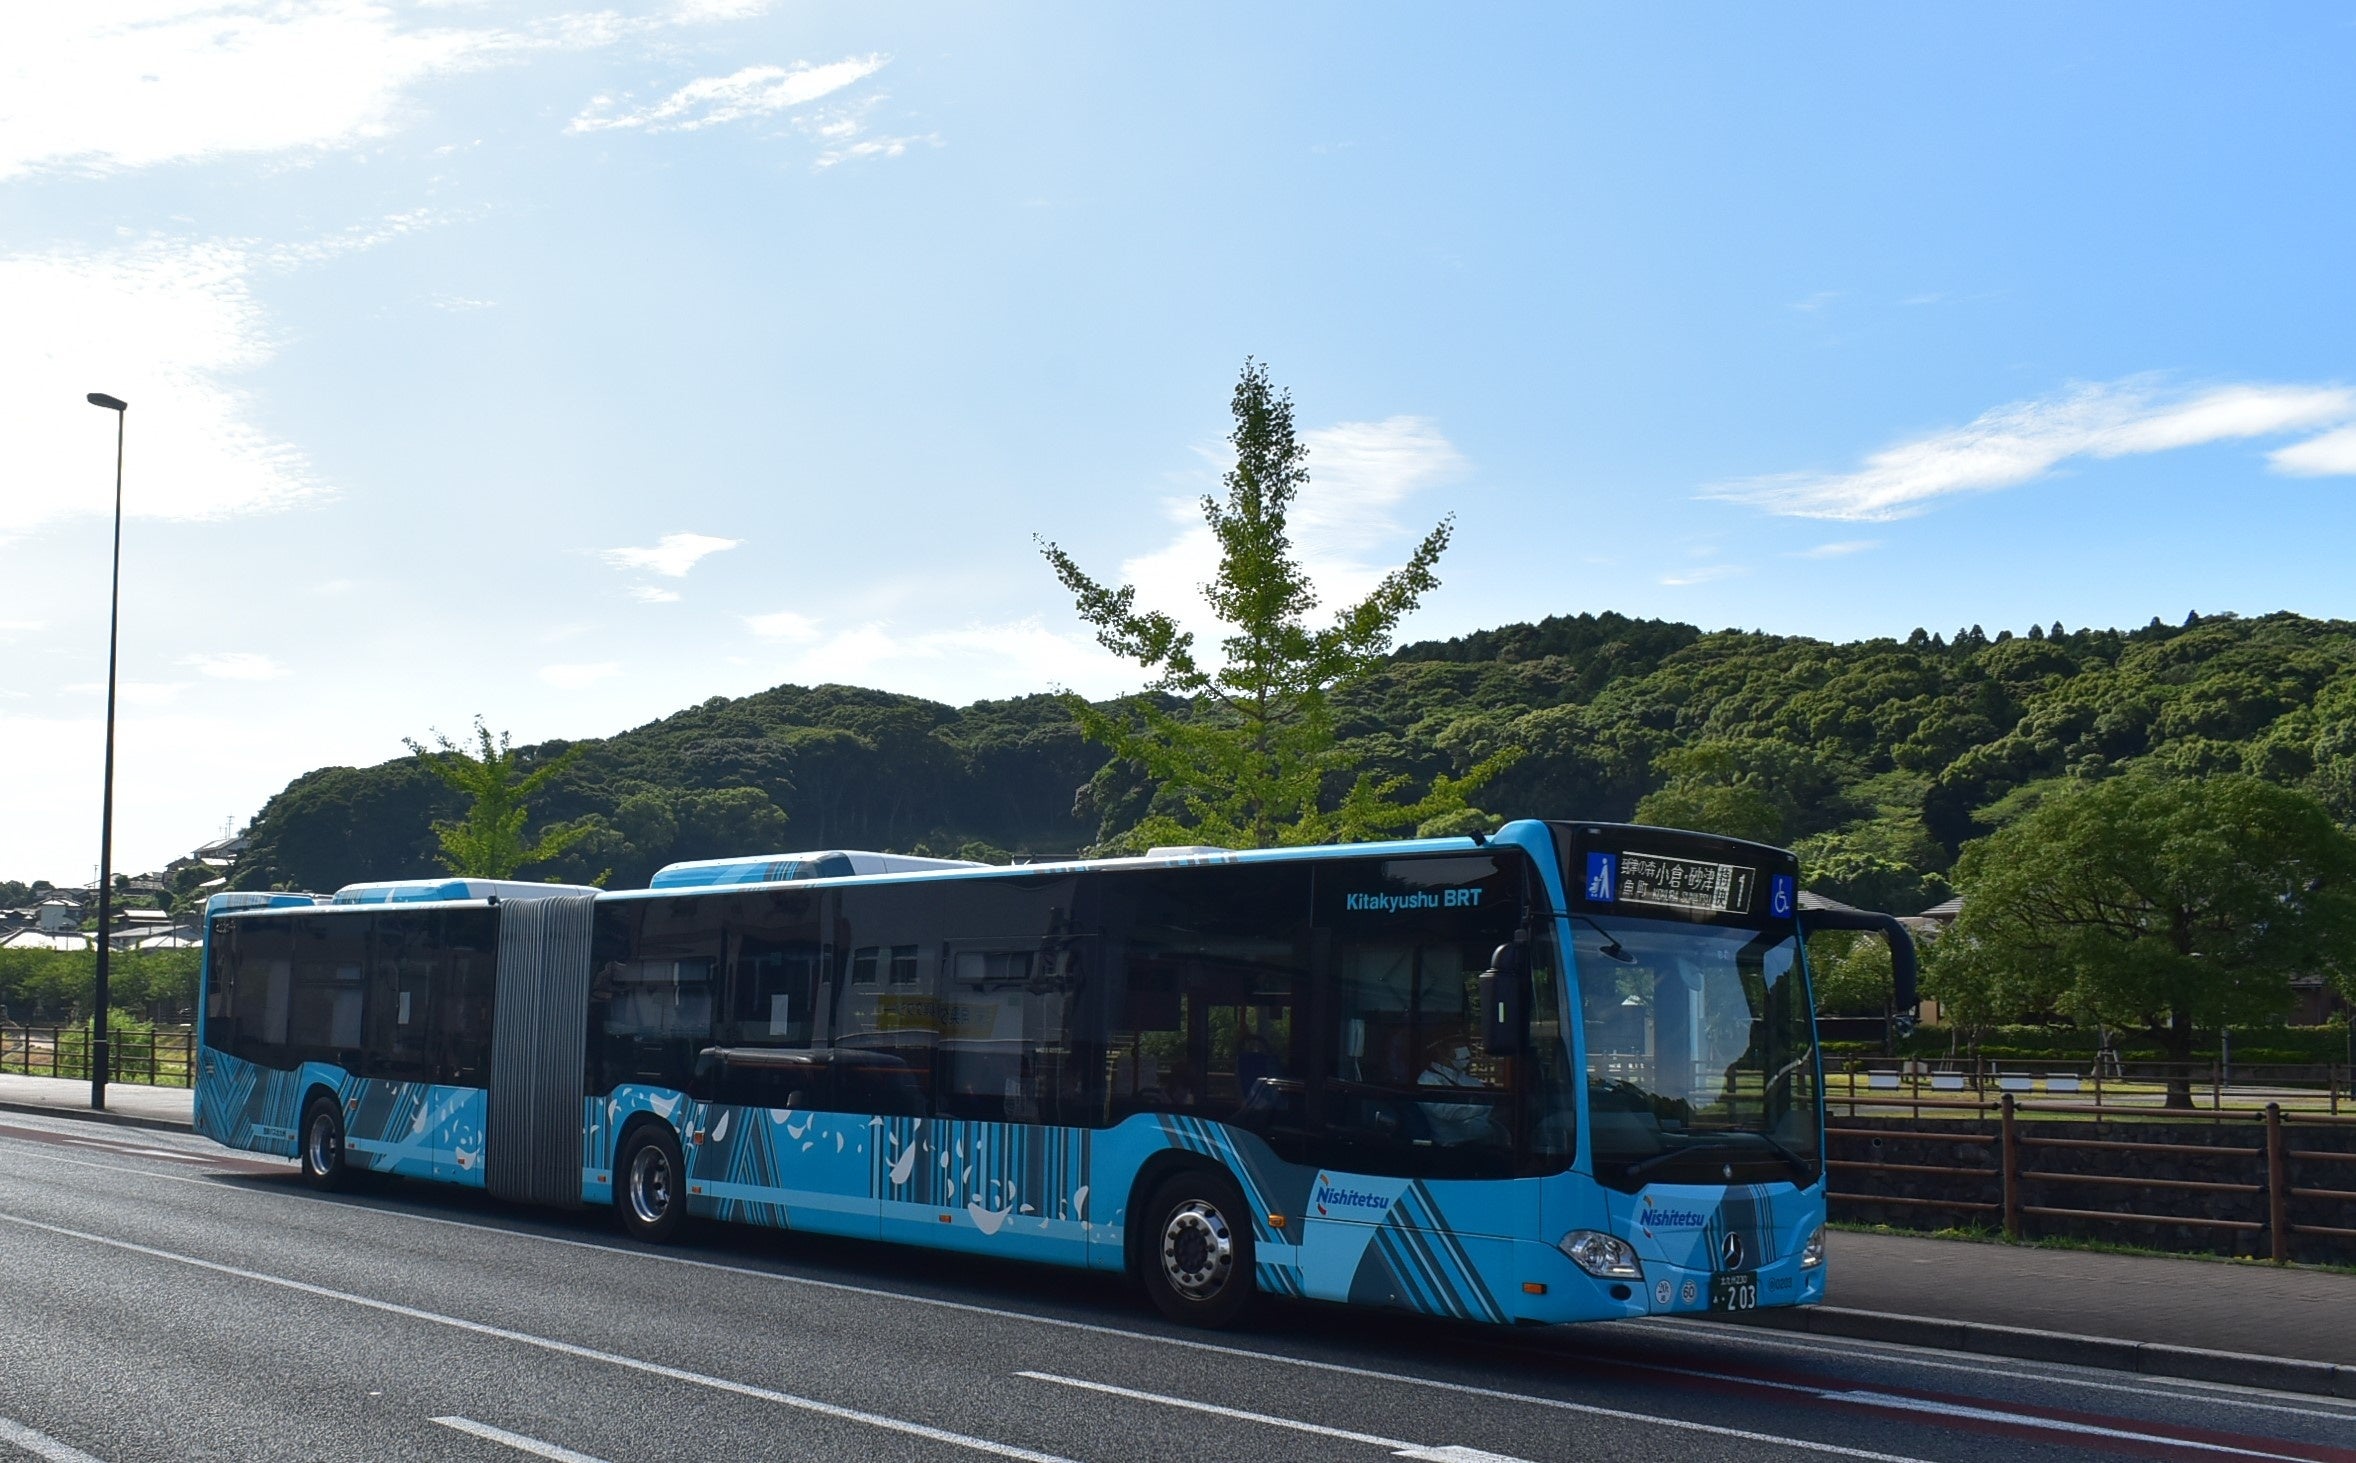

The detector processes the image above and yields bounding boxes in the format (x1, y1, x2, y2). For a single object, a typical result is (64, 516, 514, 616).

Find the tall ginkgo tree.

(404, 719, 592, 879)
(1038, 359, 1513, 850)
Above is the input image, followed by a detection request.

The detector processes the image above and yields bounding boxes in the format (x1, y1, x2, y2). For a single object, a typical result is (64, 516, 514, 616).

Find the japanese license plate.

(1709, 1271, 1758, 1311)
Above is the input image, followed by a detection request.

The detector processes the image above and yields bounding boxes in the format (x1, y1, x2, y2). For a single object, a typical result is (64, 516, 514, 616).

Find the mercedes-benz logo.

(1721, 1231, 1746, 1271)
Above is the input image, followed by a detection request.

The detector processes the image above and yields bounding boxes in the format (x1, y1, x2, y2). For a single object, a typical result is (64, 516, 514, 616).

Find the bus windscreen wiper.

(1572, 913, 1636, 964)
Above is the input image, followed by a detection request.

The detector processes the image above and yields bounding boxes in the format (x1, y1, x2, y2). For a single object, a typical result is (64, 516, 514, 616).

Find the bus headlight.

(1799, 1225, 1825, 1268)
(1559, 1230, 1643, 1279)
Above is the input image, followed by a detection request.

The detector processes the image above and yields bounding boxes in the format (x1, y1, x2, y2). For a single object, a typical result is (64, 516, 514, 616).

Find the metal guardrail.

(1827, 1094, 2356, 1262)
(0, 1024, 195, 1087)
(1830, 1057, 2355, 1117)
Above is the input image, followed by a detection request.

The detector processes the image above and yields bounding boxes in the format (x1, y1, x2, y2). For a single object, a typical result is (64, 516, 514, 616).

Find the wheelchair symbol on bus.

(1769, 874, 1795, 919)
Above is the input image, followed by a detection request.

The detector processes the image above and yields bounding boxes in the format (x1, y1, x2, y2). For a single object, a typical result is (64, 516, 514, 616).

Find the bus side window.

(288, 913, 369, 1069)
(367, 912, 437, 1084)
(1095, 865, 1311, 1144)
(437, 908, 499, 1087)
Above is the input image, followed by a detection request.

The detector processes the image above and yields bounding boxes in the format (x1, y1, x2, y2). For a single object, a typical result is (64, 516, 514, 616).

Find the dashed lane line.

(12, 1138, 2352, 1446)
(1017, 1372, 1534, 1462)
(0, 1210, 1075, 1463)
(0, 1415, 106, 1463)
(432, 1417, 613, 1463)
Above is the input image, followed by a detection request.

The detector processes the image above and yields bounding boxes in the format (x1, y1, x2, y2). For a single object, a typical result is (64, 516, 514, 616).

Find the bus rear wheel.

(615, 1123, 687, 1243)
(299, 1095, 350, 1192)
(1141, 1169, 1256, 1328)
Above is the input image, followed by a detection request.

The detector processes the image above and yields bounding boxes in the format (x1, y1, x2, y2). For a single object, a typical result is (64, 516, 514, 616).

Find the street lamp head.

(87, 392, 128, 412)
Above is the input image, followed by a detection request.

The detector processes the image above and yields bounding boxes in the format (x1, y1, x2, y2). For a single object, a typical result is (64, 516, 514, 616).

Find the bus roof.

(330, 878, 601, 904)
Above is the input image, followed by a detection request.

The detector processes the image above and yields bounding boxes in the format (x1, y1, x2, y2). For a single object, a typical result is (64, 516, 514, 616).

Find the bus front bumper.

(1505, 1237, 1827, 1325)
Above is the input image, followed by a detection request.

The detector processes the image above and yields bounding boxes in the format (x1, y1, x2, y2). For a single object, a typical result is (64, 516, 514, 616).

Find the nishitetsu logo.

(1313, 1174, 1391, 1217)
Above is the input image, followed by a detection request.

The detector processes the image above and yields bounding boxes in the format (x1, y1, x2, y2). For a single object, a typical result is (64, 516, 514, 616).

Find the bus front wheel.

(1141, 1169, 1256, 1328)
(615, 1123, 687, 1243)
(299, 1095, 350, 1192)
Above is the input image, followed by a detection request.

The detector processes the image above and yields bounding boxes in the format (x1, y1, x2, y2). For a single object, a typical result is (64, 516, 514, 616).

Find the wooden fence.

(1827, 1095, 2356, 1264)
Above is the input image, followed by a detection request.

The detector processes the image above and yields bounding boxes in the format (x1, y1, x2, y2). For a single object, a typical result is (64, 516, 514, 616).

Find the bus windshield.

(1574, 915, 1818, 1190)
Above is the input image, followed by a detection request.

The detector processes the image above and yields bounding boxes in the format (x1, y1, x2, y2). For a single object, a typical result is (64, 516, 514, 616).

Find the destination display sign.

(1584, 850, 1758, 915)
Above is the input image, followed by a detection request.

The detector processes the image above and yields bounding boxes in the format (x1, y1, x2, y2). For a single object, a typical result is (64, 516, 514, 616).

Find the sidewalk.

(0, 1072, 194, 1130)
(1717, 1227, 2356, 1397)
(2, 1078, 2350, 1396)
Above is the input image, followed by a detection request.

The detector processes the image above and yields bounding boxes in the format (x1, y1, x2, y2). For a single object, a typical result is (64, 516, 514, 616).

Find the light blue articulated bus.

(194, 821, 1916, 1328)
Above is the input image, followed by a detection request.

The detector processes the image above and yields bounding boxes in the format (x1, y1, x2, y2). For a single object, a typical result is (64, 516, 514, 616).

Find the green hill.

(227, 609, 2356, 907)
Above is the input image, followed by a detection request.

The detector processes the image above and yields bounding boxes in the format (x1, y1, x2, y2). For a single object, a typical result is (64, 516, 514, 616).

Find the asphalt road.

(0, 1114, 2351, 1463)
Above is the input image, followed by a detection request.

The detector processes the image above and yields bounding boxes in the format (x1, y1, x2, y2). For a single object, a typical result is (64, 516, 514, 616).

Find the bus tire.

(1140, 1168, 1256, 1328)
(299, 1094, 350, 1192)
(615, 1122, 687, 1243)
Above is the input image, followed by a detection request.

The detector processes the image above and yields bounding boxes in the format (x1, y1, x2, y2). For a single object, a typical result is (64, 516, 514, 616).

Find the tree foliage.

(1037, 360, 1513, 849)
(199, 605, 2356, 965)
(1931, 772, 2356, 1103)
(404, 719, 595, 880)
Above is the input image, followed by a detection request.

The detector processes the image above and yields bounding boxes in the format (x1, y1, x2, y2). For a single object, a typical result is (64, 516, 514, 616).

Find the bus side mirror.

(1478, 940, 1530, 1056)
(1797, 908, 1919, 1037)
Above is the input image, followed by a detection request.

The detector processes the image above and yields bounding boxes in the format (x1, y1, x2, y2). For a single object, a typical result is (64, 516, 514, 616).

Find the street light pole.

(86, 391, 128, 1112)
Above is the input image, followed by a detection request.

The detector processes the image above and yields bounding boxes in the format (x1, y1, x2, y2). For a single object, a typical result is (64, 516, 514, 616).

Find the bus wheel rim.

(629, 1145, 673, 1225)
(308, 1112, 338, 1173)
(1160, 1199, 1233, 1298)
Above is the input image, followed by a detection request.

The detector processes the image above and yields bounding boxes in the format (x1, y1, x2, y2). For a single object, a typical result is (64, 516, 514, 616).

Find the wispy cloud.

(602, 533, 740, 577)
(1712, 379, 2356, 521)
(182, 651, 289, 680)
(0, 3, 618, 181)
(2271, 425, 2356, 478)
(1794, 540, 1878, 559)
(0, 238, 324, 535)
(629, 585, 681, 604)
(1788, 290, 1841, 313)
(64, 680, 190, 705)
(1659, 564, 1749, 587)
(745, 611, 823, 643)
(568, 56, 888, 135)
(756, 618, 1128, 702)
(540, 661, 621, 689)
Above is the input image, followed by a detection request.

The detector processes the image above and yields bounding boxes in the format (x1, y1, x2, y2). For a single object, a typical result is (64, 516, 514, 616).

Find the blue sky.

(5, 3, 2355, 880)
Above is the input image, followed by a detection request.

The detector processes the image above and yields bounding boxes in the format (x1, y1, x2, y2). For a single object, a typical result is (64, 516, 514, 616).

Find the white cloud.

(0, 3, 595, 181)
(745, 610, 822, 643)
(629, 585, 682, 604)
(182, 651, 289, 680)
(1659, 564, 1749, 587)
(1119, 415, 1468, 650)
(761, 618, 1131, 702)
(669, 0, 773, 19)
(568, 56, 888, 135)
(540, 661, 621, 689)
(1713, 379, 2356, 521)
(601, 532, 740, 577)
(1794, 540, 1878, 559)
(0, 238, 323, 537)
(63, 680, 191, 705)
(2270, 424, 2356, 478)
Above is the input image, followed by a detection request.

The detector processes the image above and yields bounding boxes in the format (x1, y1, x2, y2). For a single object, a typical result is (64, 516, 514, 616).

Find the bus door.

(1300, 854, 1531, 1322)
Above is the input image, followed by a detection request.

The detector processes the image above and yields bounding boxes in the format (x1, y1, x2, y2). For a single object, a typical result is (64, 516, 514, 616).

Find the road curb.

(1707, 1304, 2356, 1400)
(0, 1098, 193, 1136)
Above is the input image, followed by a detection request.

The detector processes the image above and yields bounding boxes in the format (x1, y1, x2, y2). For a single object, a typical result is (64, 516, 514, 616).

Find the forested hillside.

(226, 609, 2356, 909)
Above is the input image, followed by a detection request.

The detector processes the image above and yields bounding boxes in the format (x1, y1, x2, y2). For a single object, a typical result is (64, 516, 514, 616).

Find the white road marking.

(58, 1138, 207, 1163)
(1833, 1389, 2323, 1462)
(1578, 1352, 2325, 1462)
(1017, 1372, 1530, 1461)
(0, 1211, 1073, 1463)
(432, 1417, 613, 1463)
(0, 1415, 106, 1463)
(9, 1137, 2350, 1446)
(1611, 1320, 2356, 1422)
